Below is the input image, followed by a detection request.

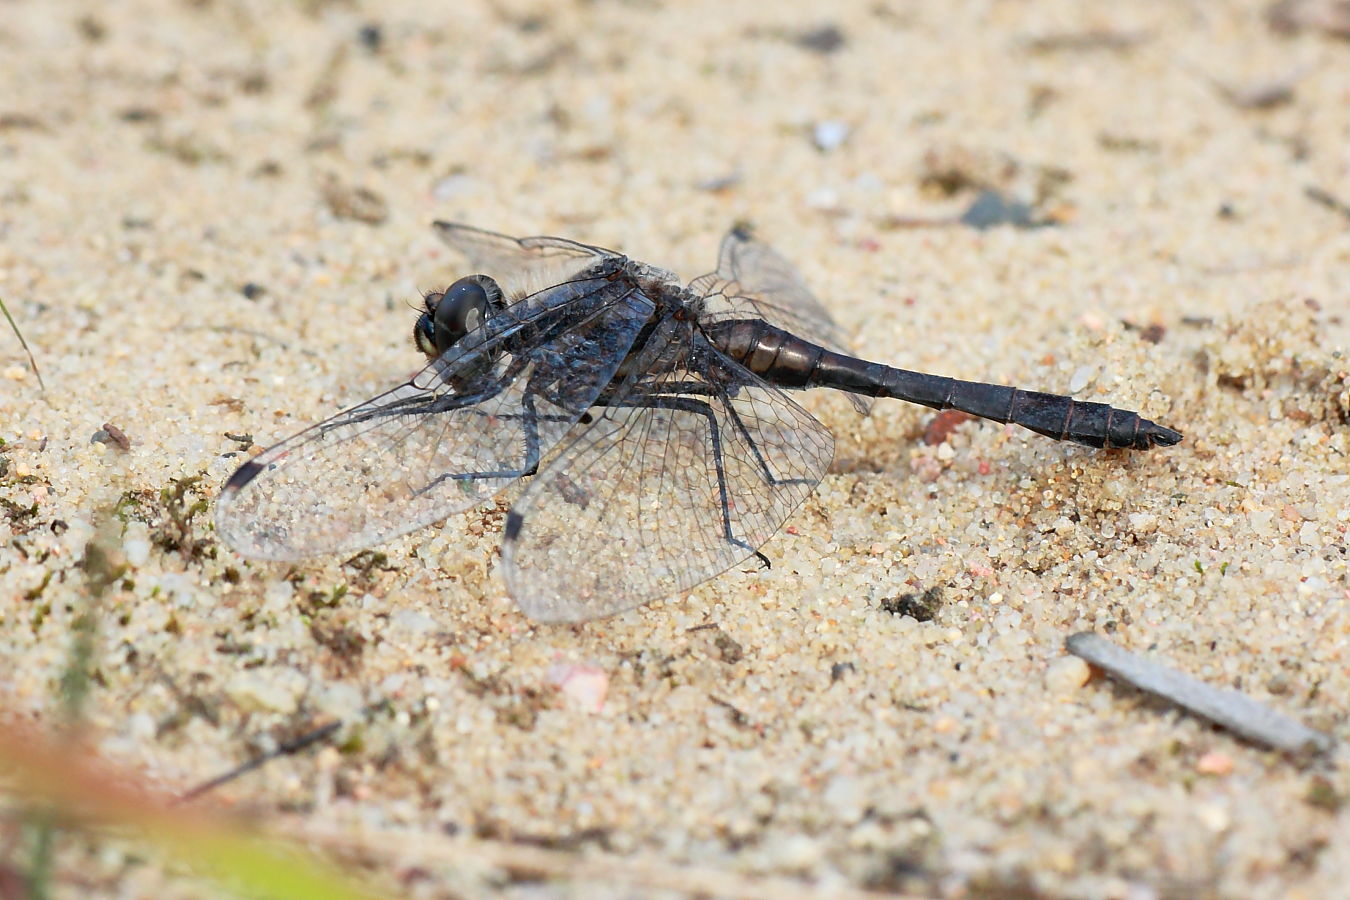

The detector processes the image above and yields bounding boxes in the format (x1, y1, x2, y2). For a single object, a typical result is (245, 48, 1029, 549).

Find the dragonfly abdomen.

(708, 318, 1182, 451)
(706, 317, 825, 388)
(813, 348, 1181, 451)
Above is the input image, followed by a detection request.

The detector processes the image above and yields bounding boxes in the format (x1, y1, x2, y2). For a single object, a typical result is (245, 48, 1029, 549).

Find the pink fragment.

(547, 662, 609, 712)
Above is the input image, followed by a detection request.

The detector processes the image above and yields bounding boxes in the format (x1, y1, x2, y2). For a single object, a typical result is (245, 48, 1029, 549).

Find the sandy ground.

(2, 0, 1349, 897)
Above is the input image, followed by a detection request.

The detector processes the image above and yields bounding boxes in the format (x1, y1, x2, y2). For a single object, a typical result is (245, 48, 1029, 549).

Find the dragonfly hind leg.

(600, 392, 772, 567)
(628, 380, 819, 488)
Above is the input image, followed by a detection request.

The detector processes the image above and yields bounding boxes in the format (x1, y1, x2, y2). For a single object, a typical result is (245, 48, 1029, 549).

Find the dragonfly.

(216, 223, 1182, 623)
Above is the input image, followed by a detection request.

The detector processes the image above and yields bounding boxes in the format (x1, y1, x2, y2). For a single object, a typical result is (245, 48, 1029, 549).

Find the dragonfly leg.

(410, 392, 545, 498)
(600, 392, 764, 563)
(626, 380, 816, 488)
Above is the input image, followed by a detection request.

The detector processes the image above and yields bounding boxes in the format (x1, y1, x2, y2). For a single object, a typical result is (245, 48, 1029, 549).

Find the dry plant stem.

(0, 718, 378, 900)
(0, 293, 45, 391)
(21, 522, 117, 898)
(178, 720, 343, 803)
(1305, 185, 1350, 222)
(1066, 632, 1334, 754)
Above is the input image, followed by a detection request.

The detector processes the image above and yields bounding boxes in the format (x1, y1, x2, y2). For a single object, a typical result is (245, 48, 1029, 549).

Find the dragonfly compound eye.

(431, 275, 504, 355)
(413, 294, 440, 358)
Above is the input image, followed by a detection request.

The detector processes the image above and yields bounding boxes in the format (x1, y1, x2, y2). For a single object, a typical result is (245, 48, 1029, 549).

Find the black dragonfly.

(216, 223, 1182, 622)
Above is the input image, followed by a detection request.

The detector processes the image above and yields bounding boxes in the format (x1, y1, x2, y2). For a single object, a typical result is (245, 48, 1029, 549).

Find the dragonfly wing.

(501, 319, 835, 623)
(691, 225, 871, 414)
(433, 221, 621, 305)
(216, 277, 655, 561)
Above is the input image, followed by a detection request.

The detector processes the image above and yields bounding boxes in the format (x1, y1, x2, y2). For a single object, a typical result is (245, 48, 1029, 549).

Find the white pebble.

(123, 537, 152, 568)
(312, 680, 365, 720)
(804, 186, 839, 209)
(1069, 365, 1096, 394)
(122, 522, 152, 567)
(823, 775, 866, 823)
(226, 669, 305, 714)
(764, 834, 824, 871)
(1195, 802, 1231, 832)
(1127, 512, 1157, 534)
(390, 609, 437, 634)
(812, 120, 851, 152)
(1045, 656, 1091, 693)
(431, 173, 476, 201)
(125, 712, 156, 741)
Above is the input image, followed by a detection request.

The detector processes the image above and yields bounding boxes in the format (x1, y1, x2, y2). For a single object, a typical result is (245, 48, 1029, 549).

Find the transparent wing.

(501, 319, 835, 622)
(433, 221, 621, 305)
(691, 224, 857, 355)
(690, 225, 871, 414)
(216, 276, 655, 560)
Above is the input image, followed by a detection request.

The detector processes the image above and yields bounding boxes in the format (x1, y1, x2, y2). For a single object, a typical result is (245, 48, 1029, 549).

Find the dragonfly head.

(414, 274, 505, 359)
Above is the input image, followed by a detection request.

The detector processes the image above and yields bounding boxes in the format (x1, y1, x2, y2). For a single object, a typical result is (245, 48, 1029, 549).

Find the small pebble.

(796, 24, 845, 54)
(102, 422, 131, 450)
(823, 775, 866, 823)
(226, 670, 305, 715)
(1195, 803, 1231, 832)
(1196, 751, 1235, 775)
(1046, 656, 1091, 693)
(804, 186, 839, 209)
(812, 120, 851, 152)
(390, 609, 437, 635)
(960, 190, 1038, 229)
(547, 662, 609, 712)
(91, 424, 131, 451)
(431, 173, 476, 201)
(123, 537, 152, 567)
(765, 834, 824, 872)
(357, 23, 383, 52)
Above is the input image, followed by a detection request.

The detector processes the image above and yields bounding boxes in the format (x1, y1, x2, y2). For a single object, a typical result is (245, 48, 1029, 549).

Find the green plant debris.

(144, 133, 229, 166)
(115, 473, 214, 561)
(2, 720, 379, 899)
(23, 569, 53, 601)
(315, 583, 349, 609)
(24, 517, 122, 896)
(1305, 776, 1345, 813)
(30, 601, 51, 631)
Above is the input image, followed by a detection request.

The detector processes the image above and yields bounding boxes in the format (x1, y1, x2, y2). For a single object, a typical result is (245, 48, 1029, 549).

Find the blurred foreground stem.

(23, 521, 119, 896)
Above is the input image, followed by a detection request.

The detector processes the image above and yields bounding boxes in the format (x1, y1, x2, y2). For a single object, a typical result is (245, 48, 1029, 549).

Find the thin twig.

(178, 720, 342, 803)
(1306, 185, 1350, 222)
(1066, 632, 1334, 755)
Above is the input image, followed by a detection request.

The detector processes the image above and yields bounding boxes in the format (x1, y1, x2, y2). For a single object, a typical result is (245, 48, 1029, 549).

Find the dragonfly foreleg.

(410, 392, 546, 497)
